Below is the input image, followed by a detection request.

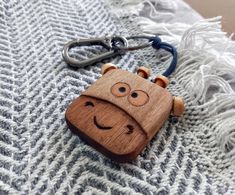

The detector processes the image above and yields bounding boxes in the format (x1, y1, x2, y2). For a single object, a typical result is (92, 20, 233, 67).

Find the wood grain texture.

(65, 96, 147, 162)
(82, 69, 173, 140)
(66, 69, 175, 162)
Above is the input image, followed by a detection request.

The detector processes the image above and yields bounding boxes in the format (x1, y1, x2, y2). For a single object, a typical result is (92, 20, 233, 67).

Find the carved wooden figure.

(65, 63, 184, 162)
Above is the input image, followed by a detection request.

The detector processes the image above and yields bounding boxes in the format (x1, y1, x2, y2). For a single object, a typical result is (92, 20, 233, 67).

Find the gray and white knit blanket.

(0, 0, 235, 194)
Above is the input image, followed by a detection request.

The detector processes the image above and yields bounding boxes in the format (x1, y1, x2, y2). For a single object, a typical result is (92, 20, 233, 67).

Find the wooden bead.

(101, 63, 117, 75)
(137, 66, 151, 78)
(172, 97, 185, 116)
(154, 75, 170, 88)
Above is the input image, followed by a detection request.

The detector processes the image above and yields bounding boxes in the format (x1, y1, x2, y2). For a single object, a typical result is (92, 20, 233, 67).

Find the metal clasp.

(62, 35, 154, 68)
(62, 36, 129, 68)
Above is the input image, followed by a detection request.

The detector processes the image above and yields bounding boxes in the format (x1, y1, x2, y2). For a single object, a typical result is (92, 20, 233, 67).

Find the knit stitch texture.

(0, 0, 235, 194)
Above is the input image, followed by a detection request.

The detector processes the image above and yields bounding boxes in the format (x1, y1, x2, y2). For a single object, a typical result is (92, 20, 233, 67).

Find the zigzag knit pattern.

(0, 0, 234, 194)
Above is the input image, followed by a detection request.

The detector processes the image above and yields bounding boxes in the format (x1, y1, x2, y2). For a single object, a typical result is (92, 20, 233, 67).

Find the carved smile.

(93, 116, 112, 130)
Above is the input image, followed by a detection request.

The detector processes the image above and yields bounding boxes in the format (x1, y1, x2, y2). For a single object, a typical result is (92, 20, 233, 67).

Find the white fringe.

(120, 0, 235, 154)
(117, 0, 177, 21)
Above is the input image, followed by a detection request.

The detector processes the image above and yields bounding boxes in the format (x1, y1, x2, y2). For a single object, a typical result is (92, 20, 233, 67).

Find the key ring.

(62, 35, 177, 77)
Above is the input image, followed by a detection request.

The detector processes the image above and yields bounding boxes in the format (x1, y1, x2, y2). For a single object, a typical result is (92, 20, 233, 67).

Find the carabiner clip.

(62, 36, 128, 68)
(62, 35, 177, 77)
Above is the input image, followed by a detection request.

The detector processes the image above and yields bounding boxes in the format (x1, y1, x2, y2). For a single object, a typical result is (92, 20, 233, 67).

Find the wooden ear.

(101, 63, 117, 75)
(137, 66, 151, 79)
(154, 75, 169, 88)
(172, 96, 185, 116)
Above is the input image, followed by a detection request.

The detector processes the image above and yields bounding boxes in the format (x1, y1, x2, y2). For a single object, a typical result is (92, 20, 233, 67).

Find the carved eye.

(126, 125, 134, 134)
(111, 82, 130, 97)
(128, 90, 149, 106)
(85, 101, 94, 107)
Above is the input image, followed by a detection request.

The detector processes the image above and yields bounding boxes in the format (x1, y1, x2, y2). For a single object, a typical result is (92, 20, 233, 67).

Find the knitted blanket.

(0, 0, 235, 194)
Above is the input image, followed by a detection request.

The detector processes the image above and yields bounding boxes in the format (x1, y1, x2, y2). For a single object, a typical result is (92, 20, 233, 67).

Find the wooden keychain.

(62, 35, 184, 162)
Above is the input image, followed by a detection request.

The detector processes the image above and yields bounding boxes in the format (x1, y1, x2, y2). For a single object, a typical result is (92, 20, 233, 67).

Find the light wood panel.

(185, 0, 235, 37)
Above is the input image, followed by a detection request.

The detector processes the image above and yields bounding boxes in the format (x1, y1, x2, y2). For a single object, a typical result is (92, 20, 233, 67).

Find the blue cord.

(149, 36, 177, 77)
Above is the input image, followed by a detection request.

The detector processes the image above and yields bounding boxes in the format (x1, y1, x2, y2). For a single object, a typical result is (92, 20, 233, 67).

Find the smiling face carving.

(65, 67, 179, 162)
(66, 95, 146, 161)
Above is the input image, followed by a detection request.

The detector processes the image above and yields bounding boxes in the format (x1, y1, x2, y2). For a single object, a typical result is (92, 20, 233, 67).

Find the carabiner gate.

(62, 36, 128, 68)
(62, 35, 159, 68)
